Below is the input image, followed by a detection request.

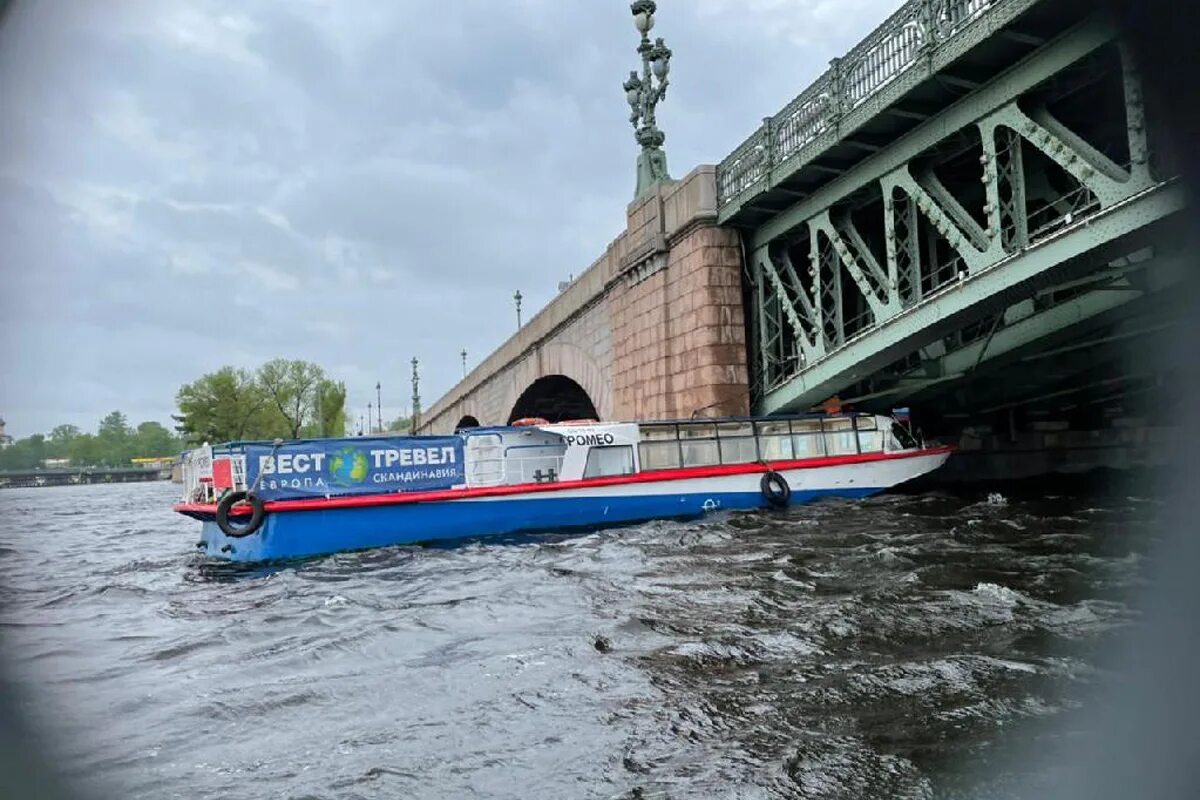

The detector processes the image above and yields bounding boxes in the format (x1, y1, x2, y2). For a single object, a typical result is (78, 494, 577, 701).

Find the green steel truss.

(746, 18, 1184, 414)
(718, 0, 1046, 214)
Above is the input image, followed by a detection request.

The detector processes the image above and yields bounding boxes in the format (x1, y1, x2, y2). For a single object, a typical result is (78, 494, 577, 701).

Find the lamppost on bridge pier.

(513, 290, 523, 329)
(624, 0, 673, 201)
(461, 349, 468, 378)
(411, 357, 421, 432)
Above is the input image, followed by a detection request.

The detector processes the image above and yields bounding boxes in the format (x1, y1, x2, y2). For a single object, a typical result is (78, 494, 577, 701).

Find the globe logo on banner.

(328, 447, 369, 486)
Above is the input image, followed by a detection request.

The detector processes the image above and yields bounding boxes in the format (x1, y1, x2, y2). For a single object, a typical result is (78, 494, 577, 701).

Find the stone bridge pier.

(417, 166, 751, 434)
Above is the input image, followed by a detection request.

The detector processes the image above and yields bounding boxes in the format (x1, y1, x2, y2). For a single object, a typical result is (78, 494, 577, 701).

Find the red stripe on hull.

(174, 446, 953, 519)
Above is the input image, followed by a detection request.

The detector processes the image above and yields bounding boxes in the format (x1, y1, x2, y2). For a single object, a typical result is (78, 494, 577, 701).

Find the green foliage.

(313, 379, 347, 438)
(174, 360, 348, 444)
(0, 415, 187, 471)
(49, 424, 81, 445)
(259, 359, 326, 439)
(175, 366, 273, 445)
(136, 421, 180, 459)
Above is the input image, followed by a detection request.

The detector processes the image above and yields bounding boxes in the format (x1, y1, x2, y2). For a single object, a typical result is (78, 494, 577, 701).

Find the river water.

(0, 479, 1161, 799)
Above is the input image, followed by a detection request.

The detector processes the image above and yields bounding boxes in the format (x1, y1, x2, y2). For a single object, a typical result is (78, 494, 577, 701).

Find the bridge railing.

(716, 0, 1008, 209)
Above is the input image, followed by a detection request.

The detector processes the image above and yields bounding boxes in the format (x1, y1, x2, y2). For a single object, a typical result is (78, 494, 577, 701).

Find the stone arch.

(502, 342, 612, 423)
(454, 414, 481, 431)
(507, 375, 599, 424)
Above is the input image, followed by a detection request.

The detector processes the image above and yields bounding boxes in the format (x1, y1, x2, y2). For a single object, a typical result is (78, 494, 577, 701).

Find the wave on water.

(0, 480, 1160, 799)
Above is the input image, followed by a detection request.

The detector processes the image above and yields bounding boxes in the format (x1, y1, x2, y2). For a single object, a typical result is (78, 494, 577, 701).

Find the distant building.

(42, 458, 70, 469)
(0, 417, 12, 448)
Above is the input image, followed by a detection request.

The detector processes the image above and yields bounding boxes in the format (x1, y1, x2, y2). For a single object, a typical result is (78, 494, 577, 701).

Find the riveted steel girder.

(758, 181, 1185, 413)
(749, 16, 1116, 250)
(745, 14, 1178, 414)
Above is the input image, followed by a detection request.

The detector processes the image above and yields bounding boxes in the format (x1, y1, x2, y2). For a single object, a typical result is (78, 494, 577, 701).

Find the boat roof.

(458, 425, 572, 437)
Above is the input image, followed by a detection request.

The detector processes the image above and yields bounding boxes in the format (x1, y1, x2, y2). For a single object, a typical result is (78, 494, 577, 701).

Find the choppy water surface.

(0, 480, 1161, 799)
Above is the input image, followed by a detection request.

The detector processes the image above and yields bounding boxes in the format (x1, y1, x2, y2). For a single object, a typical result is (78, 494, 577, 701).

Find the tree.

(258, 359, 326, 439)
(0, 435, 44, 470)
(95, 411, 134, 465)
(45, 424, 82, 460)
(49, 424, 81, 445)
(387, 416, 412, 433)
(173, 360, 348, 444)
(175, 367, 271, 444)
(134, 421, 182, 457)
(0, 415, 188, 471)
(67, 433, 102, 467)
(314, 379, 347, 438)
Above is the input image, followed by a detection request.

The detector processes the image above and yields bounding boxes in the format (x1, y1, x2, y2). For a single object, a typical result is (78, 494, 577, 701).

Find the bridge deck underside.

(740, 11, 1189, 429)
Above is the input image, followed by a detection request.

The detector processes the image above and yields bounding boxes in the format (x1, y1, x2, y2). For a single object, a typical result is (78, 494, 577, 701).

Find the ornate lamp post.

(461, 349, 468, 377)
(375, 381, 382, 432)
(513, 290, 523, 329)
(624, 0, 673, 200)
(411, 357, 421, 432)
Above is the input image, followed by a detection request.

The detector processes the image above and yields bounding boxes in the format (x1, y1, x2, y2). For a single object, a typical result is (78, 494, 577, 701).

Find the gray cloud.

(0, 0, 901, 437)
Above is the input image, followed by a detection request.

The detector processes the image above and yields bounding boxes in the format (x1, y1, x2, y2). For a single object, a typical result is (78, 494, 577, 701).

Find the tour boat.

(173, 413, 951, 563)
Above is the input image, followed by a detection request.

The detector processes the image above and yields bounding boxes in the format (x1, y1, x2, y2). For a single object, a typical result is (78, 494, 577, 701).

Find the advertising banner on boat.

(243, 437, 465, 500)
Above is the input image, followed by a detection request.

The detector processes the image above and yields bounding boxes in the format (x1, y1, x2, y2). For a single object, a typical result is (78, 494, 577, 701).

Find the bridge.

(0, 466, 171, 489)
(418, 0, 1186, 478)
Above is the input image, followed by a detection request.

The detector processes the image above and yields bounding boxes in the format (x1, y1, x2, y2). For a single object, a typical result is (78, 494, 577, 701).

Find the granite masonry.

(417, 166, 750, 434)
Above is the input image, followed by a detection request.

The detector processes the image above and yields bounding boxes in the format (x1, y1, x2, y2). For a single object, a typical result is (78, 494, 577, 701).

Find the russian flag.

(892, 407, 911, 424)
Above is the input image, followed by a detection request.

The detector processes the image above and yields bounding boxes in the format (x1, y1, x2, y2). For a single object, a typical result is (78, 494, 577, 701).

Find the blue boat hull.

(194, 487, 880, 562)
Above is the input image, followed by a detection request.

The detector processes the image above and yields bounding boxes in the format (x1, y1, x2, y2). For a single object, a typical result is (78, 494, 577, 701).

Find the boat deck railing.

(467, 450, 566, 488)
(180, 445, 214, 502)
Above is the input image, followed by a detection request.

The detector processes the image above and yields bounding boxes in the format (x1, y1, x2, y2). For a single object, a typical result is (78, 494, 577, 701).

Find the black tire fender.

(760, 471, 791, 508)
(215, 491, 266, 538)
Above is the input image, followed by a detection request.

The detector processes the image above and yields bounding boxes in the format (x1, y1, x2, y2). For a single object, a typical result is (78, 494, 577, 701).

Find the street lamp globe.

(631, 0, 656, 34)
(624, 73, 641, 108)
(650, 41, 671, 78)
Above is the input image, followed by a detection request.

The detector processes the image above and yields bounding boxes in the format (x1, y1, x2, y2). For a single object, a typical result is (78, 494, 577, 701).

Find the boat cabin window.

(855, 415, 884, 453)
(582, 445, 636, 479)
(716, 421, 757, 464)
(639, 424, 682, 471)
(822, 417, 857, 456)
(890, 421, 918, 450)
(633, 414, 891, 473)
(678, 422, 719, 467)
(638, 441, 680, 470)
(505, 444, 566, 484)
(755, 420, 793, 460)
(792, 419, 827, 458)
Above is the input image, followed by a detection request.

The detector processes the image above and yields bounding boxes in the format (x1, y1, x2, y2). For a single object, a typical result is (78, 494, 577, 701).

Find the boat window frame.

(635, 413, 888, 473)
(714, 420, 758, 464)
(790, 417, 827, 458)
(821, 416, 859, 457)
(500, 442, 567, 484)
(582, 444, 637, 479)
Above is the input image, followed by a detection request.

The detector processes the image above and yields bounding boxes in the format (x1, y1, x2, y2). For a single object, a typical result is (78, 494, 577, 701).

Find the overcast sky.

(0, 0, 900, 438)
